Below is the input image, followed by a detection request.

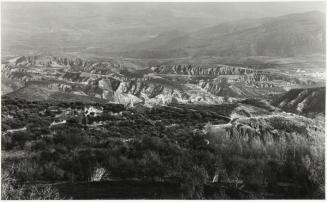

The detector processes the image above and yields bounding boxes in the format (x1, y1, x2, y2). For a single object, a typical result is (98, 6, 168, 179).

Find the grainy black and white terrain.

(1, 2, 325, 200)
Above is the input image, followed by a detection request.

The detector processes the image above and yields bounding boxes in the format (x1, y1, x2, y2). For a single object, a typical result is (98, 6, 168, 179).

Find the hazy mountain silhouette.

(123, 11, 325, 58)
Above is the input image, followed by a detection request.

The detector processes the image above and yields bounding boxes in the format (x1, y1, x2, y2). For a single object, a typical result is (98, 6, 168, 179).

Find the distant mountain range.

(122, 11, 325, 58)
(2, 8, 325, 59)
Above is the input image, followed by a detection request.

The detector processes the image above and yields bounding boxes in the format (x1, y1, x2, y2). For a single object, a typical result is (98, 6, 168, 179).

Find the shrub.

(1, 168, 61, 200)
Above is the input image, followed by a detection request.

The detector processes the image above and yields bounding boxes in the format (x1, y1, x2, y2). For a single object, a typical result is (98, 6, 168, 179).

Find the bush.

(1, 168, 61, 200)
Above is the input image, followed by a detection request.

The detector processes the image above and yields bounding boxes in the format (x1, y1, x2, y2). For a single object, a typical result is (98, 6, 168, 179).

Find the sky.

(2, 2, 325, 21)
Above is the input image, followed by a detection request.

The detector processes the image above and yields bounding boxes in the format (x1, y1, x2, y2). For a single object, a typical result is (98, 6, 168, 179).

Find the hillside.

(3, 55, 322, 107)
(2, 97, 324, 199)
(272, 87, 325, 117)
(124, 11, 325, 59)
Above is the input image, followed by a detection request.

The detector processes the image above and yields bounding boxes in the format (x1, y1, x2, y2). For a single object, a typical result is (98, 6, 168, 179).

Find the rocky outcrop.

(5, 55, 122, 75)
(47, 83, 72, 92)
(152, 64, 313, 87)
(112, 79, 187, 106)
(152, 64, 255, 76)
(2, 55, 319, 107)
(239, 73, 271, 82)
(9, 55, 89, 68)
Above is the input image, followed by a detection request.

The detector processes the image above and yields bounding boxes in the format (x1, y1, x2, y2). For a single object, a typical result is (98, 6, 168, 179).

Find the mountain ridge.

(122, 11, 325, 59)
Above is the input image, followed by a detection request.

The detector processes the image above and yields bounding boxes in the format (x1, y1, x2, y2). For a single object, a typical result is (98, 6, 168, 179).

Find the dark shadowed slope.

(272, 86, 325, 116)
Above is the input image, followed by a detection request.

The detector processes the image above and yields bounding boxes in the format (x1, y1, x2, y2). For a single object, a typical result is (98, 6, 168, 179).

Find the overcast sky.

(2, 2, 325, 22)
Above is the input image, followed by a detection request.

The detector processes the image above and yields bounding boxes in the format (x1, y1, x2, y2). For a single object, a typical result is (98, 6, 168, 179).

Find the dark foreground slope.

(1, 97, 324, 199)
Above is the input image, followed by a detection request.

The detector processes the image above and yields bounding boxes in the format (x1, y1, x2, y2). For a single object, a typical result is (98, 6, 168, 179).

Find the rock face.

(152, 64, 255, 76)
(48, 83, 72, 91)
(7, 55, 122, 74)
(1, 55, 320, 106)
(10, 55, 88, 67)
